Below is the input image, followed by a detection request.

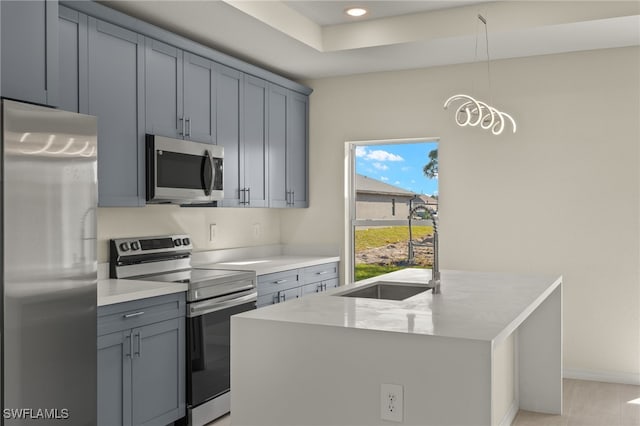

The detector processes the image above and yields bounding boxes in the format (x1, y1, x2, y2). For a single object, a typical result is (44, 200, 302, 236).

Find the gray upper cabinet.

(58, 6, 88, 114)
(145, 39, 215, 144)
(88, 17, 145, 207)
(242, 75, 269, 207)
(216, 64, 243, 207)
(287, 91, 309, 207)
(268, 84, 288, 208)
(145, 39, 183, 139)
(217, 67, 269, 208)
(1, 0, 58, 106)
(183, 52, 216, 144)
(268, 85, 309, 208)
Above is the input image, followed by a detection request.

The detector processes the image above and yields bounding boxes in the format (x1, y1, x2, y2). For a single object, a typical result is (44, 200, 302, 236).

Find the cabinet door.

(279, 287, 301, 303)
(183, 52, 216, 144)
(88, 18, 145, 207)
(287, 91, 309, 207)
(98, 331, 133, 426)
(301, 282, 323, 296)
(268, 84, 288, 208)
(243, 75, 269, 207)
(145, 38, 183, 139)
(216, 63, 243, 207)
(131, 317, 185, 426)
(1, 0, 58, 106)
(58, 6, 88, 114)
(323, 278, 340, 291)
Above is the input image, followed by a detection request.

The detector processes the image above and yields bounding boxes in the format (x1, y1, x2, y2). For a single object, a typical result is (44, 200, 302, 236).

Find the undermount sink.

(337, 282, 432, 301)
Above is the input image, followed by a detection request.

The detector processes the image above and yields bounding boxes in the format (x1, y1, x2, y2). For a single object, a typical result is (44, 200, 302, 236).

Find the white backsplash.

(97, 204, 281, 262)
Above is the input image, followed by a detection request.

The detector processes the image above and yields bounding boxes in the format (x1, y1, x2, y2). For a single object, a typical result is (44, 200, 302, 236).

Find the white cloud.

(394, 181, 401, 185)
(355, 146, 367, 157)
(372, 162, 388, 171)
(380, 176, 389, 182)
(401, 166, 411, 172)
(366, 150, 403, 162)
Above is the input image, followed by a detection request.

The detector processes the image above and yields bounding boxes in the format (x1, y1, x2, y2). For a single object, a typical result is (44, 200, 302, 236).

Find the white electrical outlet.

(209, 223, 217, 242)
(380, 383, 403, 422)
(252, 223, 261, 240)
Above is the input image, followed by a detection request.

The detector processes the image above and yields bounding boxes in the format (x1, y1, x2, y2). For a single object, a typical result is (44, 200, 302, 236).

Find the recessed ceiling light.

(345, 7, 367, 18)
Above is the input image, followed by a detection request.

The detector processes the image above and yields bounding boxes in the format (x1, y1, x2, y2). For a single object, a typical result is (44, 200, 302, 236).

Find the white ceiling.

(102, 1, 640, 81)
(283, 1, 487, 26)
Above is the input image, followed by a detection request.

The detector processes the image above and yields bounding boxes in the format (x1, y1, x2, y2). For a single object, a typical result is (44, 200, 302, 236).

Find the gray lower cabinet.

(268, 84, 309, 208)
(97, 293, 186, 426)
(256, 262, 339, 308)
(88, 17, 146, 207)
(1, 0, 58, 106)
(145, 38, 216, 144)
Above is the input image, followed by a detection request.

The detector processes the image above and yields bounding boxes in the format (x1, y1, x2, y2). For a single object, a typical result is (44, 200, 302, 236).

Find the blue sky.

(356, 141, 438, 196)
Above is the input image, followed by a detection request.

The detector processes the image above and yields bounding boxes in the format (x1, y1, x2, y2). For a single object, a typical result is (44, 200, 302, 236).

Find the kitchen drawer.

(257, 269, 300, 294)
(98, 292, 185, 336)
(302, 262, 338, 283)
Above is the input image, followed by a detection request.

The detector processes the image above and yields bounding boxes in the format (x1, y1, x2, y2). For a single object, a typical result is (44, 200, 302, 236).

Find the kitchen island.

(231, 268, 562, 426)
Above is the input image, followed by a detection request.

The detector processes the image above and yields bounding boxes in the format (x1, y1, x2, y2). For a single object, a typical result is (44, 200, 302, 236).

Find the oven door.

(186, 290, 257, 407)
(146, 134, 223, 204)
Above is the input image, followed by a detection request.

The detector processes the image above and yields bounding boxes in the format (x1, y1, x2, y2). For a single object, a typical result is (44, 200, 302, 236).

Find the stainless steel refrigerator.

(1, 100, 97, 425)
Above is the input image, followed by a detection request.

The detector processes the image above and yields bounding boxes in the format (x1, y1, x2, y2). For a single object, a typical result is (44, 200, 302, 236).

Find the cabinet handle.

(179, 117, 185, 136)
(286, 190, 291, 205)
(186, 117, 191, 137)
(272, 294, 279, 304)
(125, 334, 132, 358)
(291, 191, 295, 205)
(134, 332, 141, 358)
(246, 187, 251, 205)
(123, 311, 144, 318)
(274, 279, 287, 284)
(316, 271, 328, 275)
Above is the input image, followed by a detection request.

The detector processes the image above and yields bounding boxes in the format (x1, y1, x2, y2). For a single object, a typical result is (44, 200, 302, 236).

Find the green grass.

(355, 226, 432, 252)
(354, 264, 405, 281)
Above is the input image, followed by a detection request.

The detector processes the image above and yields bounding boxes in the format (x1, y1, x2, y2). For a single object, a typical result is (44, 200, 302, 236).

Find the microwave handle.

(203, 150, 213, 196)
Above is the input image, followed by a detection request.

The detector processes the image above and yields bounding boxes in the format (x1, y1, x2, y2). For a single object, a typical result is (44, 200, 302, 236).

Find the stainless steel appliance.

(145, 134, 223, 204)
(110, 235, 256, 426)
(2, 100, 98, 424)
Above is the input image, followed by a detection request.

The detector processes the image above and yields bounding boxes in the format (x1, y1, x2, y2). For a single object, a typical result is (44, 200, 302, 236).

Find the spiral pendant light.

(444, 15, 516, 135)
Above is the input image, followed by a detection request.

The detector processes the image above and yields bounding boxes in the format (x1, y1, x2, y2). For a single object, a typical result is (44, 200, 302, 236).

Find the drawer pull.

(123, 311, 145, 319)
(274, 279, 287, 284)
(316, 271, 328, 275)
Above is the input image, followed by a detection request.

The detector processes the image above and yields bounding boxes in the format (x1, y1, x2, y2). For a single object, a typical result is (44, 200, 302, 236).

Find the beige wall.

(280, 47, 640, 381)
(97, 205, 281, 262)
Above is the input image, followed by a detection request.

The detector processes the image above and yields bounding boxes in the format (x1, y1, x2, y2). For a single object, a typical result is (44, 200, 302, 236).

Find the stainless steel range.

(110, 235, 257, 426)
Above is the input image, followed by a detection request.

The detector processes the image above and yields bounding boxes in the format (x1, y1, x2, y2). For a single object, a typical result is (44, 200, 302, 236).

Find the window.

(346, 138, 439, 282)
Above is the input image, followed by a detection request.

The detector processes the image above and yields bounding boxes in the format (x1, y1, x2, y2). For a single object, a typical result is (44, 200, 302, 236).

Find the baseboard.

(499, 399, 519, 426)
(564, 368, 640, 385)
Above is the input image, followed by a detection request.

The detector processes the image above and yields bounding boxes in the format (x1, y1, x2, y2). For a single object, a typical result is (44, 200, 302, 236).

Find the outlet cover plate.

(380, 383, 403, 422)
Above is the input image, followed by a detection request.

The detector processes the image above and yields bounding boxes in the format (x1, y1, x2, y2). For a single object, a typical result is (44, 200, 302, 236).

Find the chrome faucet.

(408, 204, 441, 294)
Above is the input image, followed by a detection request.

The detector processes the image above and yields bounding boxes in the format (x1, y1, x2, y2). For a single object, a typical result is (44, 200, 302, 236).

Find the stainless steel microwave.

(146, 134, 223, 204)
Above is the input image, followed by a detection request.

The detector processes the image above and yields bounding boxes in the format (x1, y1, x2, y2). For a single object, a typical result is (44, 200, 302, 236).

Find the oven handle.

(187, 291, 257, 318)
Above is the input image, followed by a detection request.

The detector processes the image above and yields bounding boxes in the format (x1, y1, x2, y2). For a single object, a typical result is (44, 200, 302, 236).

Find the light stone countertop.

(193, 255, 340, 276)
(98, 279, 187, 307)
(234, 268, 562, 344)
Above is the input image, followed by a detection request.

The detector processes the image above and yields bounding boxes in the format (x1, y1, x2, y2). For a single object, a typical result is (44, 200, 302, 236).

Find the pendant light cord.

(478, 14, 492, 105)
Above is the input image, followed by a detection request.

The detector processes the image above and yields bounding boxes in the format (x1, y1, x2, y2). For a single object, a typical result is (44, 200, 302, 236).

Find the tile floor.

(207, 379, 640, 425)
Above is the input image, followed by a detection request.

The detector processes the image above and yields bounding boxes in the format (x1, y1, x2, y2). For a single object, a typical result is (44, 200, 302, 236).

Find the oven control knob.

(182, 238, 190, 246)
(119, 242, 130, 252)
(130, 242, 140, 251)
(174, 239, 182, 247)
